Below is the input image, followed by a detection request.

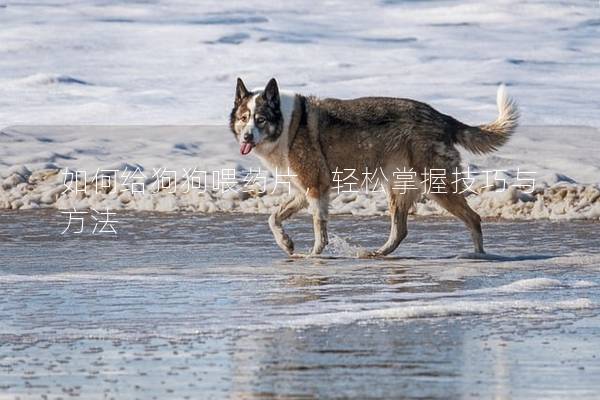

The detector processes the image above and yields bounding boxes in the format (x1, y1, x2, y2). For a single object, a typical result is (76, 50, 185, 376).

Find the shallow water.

(1, 211, 600, 399)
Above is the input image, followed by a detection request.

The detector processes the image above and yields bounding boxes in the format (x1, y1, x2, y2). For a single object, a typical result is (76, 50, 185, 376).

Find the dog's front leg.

(307, 194, 329, 256)
(268, 195, 307, 255)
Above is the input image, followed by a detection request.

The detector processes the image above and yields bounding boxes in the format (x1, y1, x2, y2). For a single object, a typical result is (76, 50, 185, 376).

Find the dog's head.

(229, 78, 284, 155)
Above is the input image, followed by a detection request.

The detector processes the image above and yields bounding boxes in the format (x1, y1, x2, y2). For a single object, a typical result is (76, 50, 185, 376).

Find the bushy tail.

(455, 84, 520, 154)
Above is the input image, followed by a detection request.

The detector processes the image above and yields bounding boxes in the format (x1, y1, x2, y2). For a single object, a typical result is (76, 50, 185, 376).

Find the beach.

(1, 211, 600, 398)
(1, 1, 599, 398)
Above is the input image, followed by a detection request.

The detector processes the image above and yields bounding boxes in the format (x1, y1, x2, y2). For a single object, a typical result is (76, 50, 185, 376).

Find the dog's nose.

(243, 132, 253, 142)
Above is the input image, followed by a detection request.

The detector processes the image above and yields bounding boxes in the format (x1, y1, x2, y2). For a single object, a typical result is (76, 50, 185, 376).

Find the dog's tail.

(454, 85, 519, 154)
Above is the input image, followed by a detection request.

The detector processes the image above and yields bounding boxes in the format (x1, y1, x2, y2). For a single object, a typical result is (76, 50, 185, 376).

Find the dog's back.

(306, 87, 519, 182)
(309, 96, 463, 174)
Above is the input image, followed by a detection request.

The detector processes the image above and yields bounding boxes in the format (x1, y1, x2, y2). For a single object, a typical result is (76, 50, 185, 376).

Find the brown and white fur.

(230, 78, 519, 257)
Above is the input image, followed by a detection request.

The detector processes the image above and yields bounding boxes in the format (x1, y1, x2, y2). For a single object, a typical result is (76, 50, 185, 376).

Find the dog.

(230, 78, 519, 257)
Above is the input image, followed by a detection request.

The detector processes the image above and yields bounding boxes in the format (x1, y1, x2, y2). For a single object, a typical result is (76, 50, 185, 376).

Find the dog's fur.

(230, 78, 519, 256)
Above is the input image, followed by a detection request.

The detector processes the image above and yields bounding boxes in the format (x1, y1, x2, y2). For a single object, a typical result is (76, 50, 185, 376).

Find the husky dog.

(230, 78, 519, 257)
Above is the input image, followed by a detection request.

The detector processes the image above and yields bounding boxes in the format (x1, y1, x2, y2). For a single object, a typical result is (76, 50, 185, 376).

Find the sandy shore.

(1, 211, 599, 399)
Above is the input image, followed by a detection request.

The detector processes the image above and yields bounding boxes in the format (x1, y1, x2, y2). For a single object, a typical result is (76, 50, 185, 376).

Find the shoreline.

(1, 125, 599, 220)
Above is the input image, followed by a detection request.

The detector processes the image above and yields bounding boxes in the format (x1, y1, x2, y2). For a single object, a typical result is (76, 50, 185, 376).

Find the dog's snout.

(243, 132, 253, 142)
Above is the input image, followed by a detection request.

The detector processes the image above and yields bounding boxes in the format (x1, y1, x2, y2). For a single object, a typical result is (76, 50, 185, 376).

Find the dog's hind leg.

(430, 191, 484, 253)
(307, 193, 329, 256)
(268, 194, 308, 255)
(373, 190, 416, 256)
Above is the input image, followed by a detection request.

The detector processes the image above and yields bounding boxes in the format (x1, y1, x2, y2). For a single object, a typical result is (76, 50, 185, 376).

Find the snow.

(1, 124, 598, 219)
(1, 0, 599, 126)
(0, 0, 599, 219)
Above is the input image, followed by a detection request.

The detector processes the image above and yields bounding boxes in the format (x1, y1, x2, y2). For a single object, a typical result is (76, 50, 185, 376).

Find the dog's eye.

(240, 115, 249, 123)
(256, 116, 266, 125)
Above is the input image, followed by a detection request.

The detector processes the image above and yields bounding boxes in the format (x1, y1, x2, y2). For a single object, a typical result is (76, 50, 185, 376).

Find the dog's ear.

(235, 78, 250, 106)
(263, 78, 280, 108)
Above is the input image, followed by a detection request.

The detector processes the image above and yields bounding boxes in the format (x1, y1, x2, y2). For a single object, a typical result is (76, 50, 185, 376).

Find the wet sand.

(1, 211, 599, 399)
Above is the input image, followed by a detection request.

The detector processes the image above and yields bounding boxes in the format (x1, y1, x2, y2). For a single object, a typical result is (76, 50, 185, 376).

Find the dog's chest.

(256, 152, 290, 176)
(256, 151, 307, 193)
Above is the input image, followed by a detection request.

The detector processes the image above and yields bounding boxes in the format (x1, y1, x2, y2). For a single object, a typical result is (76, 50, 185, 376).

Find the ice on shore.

(1, 125, 598, 220)
(282, 298, 594, 328)
(1, 0, 598, 219)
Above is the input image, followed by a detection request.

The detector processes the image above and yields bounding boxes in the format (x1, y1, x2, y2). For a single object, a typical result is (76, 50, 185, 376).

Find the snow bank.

(1, 125, 598, 220)
(1, 1, 598, 220)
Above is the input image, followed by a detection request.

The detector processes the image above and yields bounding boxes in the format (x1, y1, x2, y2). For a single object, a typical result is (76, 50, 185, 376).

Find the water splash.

(327, 233, 370, 258)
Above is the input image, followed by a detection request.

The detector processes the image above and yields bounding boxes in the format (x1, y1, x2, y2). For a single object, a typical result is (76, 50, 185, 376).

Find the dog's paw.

(361, 250, 384, 259)
(290, 252, 310, 258)
(280, 233, 294, 255)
